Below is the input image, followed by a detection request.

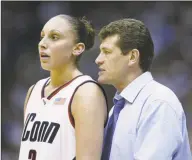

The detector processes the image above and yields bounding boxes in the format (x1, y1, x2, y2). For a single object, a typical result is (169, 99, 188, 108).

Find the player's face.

(95, 35, 130, 86)
(38, 16, 76, 71)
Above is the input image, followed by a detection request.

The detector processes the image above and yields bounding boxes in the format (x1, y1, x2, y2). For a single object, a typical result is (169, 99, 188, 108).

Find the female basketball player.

(19, 14, 108, 160)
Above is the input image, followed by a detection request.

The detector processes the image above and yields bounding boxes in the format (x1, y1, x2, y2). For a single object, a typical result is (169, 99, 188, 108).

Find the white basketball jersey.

(19, 75, 98, 160)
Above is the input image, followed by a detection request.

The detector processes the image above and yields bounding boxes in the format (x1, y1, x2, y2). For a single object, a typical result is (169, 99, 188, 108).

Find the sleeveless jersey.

(19, 75, 105, 160)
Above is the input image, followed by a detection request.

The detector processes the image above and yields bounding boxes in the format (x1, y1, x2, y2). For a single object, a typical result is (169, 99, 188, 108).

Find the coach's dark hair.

(99, 18, 154, 72)
(57, 14, 95, 65)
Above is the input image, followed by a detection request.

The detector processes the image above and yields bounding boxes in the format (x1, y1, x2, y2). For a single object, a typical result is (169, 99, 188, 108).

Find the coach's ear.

(73, 43, 85, 56)
(128, 49, 140, 66)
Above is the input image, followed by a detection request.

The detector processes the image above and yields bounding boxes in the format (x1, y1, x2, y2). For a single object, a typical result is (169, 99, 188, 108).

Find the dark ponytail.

(57, 14, 95, 65)
(57, 14, 95, 51)
(78, 16, 95, 50)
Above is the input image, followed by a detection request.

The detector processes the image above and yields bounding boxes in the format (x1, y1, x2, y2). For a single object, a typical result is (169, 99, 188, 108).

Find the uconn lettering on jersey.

(21, 113, 60, 144)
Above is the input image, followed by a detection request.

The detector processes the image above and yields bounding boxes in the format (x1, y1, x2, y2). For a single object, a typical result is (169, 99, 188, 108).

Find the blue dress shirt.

(107, 72, 191, 160)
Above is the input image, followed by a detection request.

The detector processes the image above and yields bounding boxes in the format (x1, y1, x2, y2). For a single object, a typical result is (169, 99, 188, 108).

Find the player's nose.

(38, 38, 48, 50)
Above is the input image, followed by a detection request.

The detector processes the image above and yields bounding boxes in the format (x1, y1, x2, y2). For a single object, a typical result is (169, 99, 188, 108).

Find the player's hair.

(57, 14, 95, 64)
(99, 18, 154, 72)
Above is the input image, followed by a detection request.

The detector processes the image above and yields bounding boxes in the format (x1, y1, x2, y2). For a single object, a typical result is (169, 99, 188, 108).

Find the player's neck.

(50, 65, 82, 88)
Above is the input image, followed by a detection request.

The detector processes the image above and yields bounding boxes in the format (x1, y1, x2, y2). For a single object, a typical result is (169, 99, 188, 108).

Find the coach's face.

(95, 34, 131, 87)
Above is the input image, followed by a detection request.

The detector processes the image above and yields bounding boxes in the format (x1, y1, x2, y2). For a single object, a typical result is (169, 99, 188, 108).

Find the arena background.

(2, 1, 192, 159)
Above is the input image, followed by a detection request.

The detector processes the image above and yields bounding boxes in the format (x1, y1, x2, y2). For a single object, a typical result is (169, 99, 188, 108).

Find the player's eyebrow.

(49, 29, 62, 34)
(41, 29, 62, 35)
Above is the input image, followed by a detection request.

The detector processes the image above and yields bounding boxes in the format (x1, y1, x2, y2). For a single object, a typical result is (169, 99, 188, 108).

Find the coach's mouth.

(99, 68, 105, 71)
(98, 68, 105, 75)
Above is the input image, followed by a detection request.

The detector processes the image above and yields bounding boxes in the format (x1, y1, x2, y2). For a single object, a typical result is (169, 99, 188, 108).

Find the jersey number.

(28, 149, 36, 160)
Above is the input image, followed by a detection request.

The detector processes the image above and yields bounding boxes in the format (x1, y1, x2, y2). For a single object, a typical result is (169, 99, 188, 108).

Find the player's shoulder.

(37, 77, 50, 84)
(26, 77, 50, 95)
(71, 77, 108, 117)
(76, 80, 106, 98)
(31, 77, 50, 89)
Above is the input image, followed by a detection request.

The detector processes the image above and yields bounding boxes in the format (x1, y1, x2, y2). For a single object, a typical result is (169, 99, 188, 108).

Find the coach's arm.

(134, 100, 190, 160)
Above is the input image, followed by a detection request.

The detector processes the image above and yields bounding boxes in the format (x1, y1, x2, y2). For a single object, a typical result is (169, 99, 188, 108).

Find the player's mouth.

(40, 52, 50, 61)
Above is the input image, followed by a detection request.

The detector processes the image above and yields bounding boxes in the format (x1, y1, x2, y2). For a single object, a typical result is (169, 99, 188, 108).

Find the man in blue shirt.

(95, 19, 191, 160)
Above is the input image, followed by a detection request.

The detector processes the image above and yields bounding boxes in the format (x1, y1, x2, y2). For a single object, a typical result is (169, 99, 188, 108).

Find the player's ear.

(72, 43, 85, 56)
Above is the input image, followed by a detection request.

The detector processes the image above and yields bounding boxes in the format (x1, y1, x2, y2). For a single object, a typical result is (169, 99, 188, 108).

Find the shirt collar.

(114, 72, 153, 103)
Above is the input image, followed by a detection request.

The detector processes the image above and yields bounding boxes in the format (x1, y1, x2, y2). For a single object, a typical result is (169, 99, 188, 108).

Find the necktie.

(102, 98, 125, 160)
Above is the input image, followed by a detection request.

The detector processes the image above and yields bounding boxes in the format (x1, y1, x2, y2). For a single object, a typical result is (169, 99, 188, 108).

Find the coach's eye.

(104, 50, 111, 54)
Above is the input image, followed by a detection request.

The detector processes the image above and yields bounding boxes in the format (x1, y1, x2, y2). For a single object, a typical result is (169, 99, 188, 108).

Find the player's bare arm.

(72, 82, 107, 160)
(23, 85, 34, 119)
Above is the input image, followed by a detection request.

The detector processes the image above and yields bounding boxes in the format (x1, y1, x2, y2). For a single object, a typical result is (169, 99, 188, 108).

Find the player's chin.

(40, 63, 52, 71)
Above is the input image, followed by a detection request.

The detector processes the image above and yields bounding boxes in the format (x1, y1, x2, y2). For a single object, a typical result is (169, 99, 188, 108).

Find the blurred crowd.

(2, 1, 192, 159)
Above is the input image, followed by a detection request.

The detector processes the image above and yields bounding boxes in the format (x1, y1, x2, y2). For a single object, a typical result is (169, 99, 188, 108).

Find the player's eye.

(40, 36, 44, 40)
(50, 34, 59, 40)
